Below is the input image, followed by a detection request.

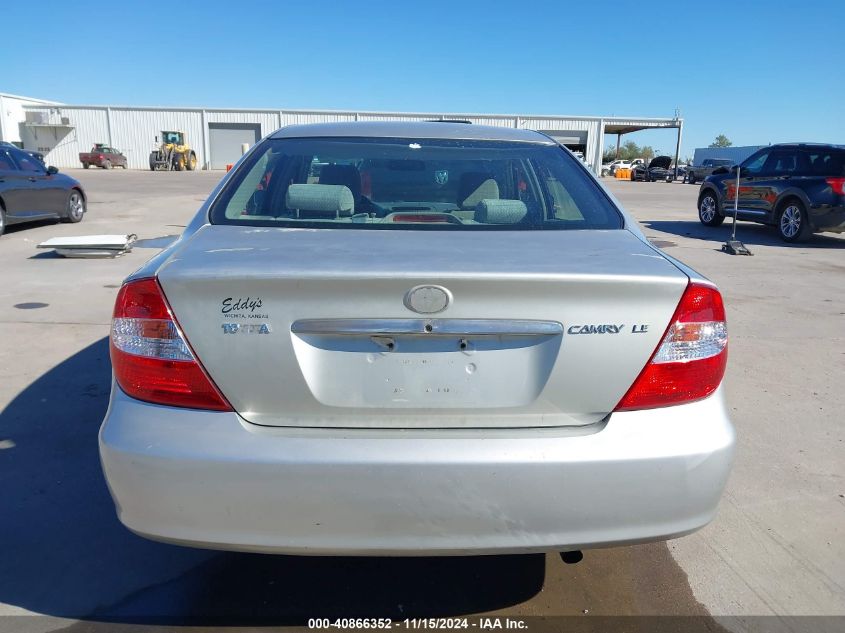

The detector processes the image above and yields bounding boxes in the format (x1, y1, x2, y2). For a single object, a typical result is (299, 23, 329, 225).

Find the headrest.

(458, 172, 499, 209)
(285, 184, 354, 217)
(474, 199, 528, 224)
(320, 164, 361, 200)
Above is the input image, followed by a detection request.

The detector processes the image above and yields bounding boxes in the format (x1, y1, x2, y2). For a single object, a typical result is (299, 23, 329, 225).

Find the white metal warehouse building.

(0, 92, 683, 174)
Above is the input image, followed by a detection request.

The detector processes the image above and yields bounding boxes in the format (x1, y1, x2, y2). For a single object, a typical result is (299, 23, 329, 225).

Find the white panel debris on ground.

(36, 234, 138, 258)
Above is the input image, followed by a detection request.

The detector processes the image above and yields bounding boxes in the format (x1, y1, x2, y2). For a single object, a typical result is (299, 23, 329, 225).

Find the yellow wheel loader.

(149, 131, 198, 171)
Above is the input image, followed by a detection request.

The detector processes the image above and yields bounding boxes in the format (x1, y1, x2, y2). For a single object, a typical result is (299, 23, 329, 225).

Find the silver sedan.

(99, 122, 734, 555)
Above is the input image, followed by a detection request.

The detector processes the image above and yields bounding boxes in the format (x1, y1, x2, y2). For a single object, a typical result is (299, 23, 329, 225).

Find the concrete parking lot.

(0, 170, 842, 632)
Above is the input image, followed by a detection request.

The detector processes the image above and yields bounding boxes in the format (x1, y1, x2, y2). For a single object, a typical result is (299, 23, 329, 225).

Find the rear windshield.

(209, 138, 622, 230)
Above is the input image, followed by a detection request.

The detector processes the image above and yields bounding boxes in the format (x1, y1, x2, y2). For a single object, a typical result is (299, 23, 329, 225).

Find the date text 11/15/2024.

(307, 617, 528, 630)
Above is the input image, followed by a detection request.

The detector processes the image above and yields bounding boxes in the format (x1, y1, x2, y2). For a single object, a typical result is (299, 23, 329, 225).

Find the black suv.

(631, 156, 675, 182)
(697, 143, 845, 242)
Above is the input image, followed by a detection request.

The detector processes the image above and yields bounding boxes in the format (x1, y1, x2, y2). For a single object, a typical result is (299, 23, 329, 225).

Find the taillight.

(615, 282, 727, 411)
(110, 278, 231, 411)
(825, 177, 845, 195)
(99, 154, 104, 160)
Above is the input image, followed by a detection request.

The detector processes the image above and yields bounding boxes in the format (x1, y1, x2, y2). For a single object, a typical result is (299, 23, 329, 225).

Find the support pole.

(721, 164, 752, 255)
(201, 109, 209, 170)
(106, 107, 114, 147)
(732, 166, 740, 240)
(615, 133, 621, 159)
(673, 120, 682, 180)
(675, 119, 684, 180)
(595, 119, 605, 176)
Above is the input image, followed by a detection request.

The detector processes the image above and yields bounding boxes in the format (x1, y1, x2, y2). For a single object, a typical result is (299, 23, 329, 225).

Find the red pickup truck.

(79, 145, 128, 169)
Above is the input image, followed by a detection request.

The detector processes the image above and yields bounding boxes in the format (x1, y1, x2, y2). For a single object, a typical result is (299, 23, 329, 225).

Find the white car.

(99, 121, 735, 555)
(602, 159, 631, 176)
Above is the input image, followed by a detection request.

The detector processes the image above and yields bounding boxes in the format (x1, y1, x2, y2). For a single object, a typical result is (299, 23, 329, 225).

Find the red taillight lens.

(99, 154, 104, 160)
(614, 282, 728, 411)
(110, 278, 231, 411)
(825, 177, 845, 195)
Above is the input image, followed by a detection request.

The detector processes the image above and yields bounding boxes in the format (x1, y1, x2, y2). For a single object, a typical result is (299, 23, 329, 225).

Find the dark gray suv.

(697, 143, 845, 242)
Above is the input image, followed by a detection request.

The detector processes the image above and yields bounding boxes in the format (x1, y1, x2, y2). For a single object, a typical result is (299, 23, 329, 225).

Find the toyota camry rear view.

(99, 121, 734, 555)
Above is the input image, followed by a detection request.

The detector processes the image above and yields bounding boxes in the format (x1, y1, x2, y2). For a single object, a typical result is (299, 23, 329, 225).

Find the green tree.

(709, 134, 732, 148)
(603, 140, 659, 162)
(621, 140, 640, 160)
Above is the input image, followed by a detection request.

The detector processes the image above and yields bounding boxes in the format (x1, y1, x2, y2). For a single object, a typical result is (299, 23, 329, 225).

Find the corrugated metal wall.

(20, 107, 110, 167)
(522, 118, 601, 169)
(110, 109, 203, 169)
(19, 104, 678, 173)
(0, 93, 59, 144)
(21, 106, 285, 169)
(282, 112, 355, 126)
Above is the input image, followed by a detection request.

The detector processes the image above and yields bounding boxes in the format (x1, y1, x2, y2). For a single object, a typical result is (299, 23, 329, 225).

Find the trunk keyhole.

(458, 338, 468, 351)
(371, 336, 396, 352)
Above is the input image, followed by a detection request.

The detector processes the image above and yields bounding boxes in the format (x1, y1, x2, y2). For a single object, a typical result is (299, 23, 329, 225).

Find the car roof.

(769, 142, 845, 150)
(270, 121, 557, 144)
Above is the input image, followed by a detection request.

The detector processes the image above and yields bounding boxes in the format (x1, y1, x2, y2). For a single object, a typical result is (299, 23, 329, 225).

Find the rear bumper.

(809, 204, 845, 232)
(99, 386, 735, 555)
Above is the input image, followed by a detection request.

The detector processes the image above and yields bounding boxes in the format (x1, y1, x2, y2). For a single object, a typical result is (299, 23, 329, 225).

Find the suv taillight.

(825, 177, 845, 195)
(614, 282, 727, 411)
(110, 278, 231, 410)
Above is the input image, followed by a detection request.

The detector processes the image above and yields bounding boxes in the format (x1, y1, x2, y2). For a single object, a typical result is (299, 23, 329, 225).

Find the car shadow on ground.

(643, 219, 845, 249)
(0, 338, 544, 625)
(2, 218, 60, 237)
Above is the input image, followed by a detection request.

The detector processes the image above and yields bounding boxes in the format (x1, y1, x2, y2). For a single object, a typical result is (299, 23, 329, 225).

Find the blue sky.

(3, 1, 843, 157)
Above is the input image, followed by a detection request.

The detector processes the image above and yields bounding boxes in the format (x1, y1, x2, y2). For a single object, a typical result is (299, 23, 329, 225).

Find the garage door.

(208, 123, 261, 170)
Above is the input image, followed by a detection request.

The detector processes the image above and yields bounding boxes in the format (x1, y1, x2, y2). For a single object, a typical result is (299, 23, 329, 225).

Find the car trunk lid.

(156, 225, 689, 428)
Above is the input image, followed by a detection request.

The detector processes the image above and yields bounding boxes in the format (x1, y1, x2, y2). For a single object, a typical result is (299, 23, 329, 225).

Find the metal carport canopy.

(604, 118, 684, 177)
(605, 121, 681, 135)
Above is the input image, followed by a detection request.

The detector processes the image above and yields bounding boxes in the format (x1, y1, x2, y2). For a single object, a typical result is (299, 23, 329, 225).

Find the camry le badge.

(567, 324, 624, 335)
